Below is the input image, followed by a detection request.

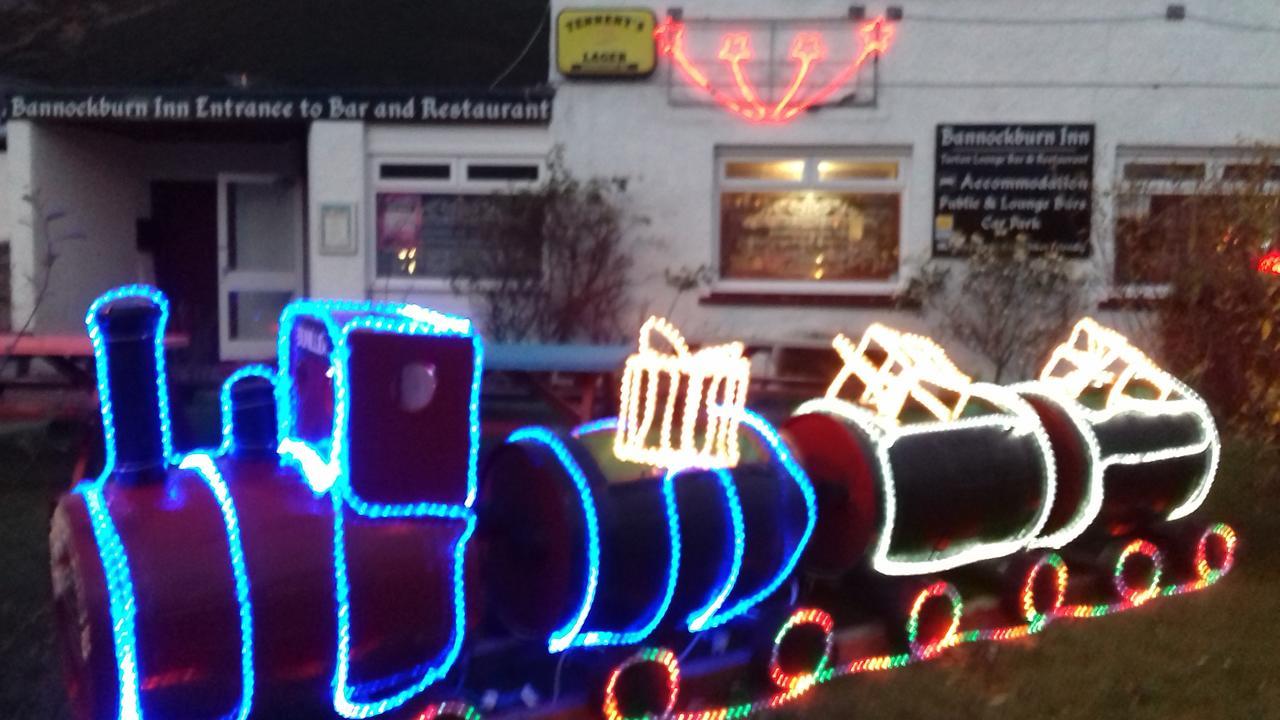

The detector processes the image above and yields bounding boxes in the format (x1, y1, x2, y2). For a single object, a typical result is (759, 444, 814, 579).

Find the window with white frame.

(373, 158, 543, 279)
(716, 149, 907, 285)
(1115, 150, 1280, 286)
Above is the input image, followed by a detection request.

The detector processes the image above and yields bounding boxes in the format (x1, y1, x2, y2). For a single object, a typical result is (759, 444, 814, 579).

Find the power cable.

(489, 1, 551, 90)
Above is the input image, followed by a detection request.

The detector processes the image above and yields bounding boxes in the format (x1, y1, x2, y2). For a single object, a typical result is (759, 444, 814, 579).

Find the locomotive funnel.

(87, 287, 173, 482)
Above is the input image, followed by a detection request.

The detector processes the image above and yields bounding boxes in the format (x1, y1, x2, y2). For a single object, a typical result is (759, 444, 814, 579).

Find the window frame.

(712, 147, 910, 296)
(1113, 148, 1280, 294)
(368, 155, 544, 290)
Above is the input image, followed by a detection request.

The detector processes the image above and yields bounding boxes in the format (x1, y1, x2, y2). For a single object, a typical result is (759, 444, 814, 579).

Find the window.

(717, 150, 906, 285)
(373, 158, 542, 279)
(1115, 151, 1280, 286)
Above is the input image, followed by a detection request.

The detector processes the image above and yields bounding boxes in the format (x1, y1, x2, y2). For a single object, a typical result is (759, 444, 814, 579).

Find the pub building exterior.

(0, 0, 1278, 367)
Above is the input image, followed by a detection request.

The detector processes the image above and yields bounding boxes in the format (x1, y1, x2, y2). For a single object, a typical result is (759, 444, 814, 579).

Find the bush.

(1125, 154, 1280, 445)
(900, 238, 1090, 382)
(449, 150, 640, 343)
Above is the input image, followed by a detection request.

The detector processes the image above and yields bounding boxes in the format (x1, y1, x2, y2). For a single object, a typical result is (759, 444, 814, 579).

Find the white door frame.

(216, 173, 304, 360)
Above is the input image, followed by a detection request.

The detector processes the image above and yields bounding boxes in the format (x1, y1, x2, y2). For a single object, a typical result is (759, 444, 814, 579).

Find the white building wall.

(308, 121, 368, 300)
(8, 1, 1280, 345)
(8, 122, 147, 332)
(541, 0, 1280, 346)
(0, 149, 9, 246)
(5, 121, 33, 331)
(5, 121, 301, 332)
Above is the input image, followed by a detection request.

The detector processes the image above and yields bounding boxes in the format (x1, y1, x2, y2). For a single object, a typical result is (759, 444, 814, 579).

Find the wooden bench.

(485, 343, 632, 424)
(0, 332, 190, 390)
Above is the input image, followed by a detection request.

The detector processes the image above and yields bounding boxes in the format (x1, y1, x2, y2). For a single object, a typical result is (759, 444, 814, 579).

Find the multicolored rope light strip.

(1021, 553, 1069, 625)
(1112, 539, 1164, 606)
(413, 702, 481, 720)
(768, 608, 835, 693)
(603, 528, 1237, 720)
(602, 648, 681, 720)
(905, 581, 963, 660)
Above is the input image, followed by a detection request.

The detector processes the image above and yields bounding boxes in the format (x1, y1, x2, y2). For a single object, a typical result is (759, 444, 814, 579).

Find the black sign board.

(933, 123, 1094, 255)
(2, 89, 554, 125)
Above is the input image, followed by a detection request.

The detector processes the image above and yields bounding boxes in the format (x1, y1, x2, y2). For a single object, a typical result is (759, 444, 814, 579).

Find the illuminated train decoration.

(49, 286, 1238, 720)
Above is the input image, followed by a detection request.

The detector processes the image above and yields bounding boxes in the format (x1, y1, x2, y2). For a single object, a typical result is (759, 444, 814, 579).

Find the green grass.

(774, 441, 1280, 720)
(0, 425, 79, 719)
(0, 423, 1275, 720)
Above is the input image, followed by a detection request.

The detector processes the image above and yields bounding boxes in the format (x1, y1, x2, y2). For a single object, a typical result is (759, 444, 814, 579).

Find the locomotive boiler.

(48, 286, 1238, 720)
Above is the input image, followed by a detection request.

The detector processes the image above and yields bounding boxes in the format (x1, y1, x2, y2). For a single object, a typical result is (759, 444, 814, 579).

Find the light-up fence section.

(48, 290, 1237, 720)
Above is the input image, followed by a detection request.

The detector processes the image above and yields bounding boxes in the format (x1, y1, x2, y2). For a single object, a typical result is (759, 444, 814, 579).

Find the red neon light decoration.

(1257, 249, 1280, 275)
(656, 15, 895, 124)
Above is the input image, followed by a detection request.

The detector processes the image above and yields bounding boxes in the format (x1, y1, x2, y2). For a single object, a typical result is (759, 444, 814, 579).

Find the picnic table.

(0, 332, 190, 390)
(486, 343, 632, 423)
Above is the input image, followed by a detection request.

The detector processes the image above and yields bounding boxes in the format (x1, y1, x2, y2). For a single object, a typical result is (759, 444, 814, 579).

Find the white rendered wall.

(6, 121, 33, 331)
(7, 122, 146, 332)
(542, 0, 1280, 348)
(0, 150, 9, 246)
(308, 121, 367, 300)
(6, 122, 301, 332)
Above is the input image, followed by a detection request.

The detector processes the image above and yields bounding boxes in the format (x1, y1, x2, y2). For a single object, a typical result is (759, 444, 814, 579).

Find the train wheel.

(1192, 523, 1238, 584)
(602, 648, 680, 720)
(768, 608, 835, 692)
(1016, 553, 1069, 626)
(1110, 539, 1164, 606)
(906, 581, 964, 660)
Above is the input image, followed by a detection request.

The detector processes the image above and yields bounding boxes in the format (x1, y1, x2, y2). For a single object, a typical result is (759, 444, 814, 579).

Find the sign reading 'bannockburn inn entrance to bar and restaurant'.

(933, 123, 1094, 256)
(4, 90, 554, 125)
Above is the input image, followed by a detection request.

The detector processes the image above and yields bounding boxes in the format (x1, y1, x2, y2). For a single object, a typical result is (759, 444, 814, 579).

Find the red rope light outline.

(656, 16, 895, 124)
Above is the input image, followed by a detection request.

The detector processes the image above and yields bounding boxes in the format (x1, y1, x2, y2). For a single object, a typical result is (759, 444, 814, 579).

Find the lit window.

(717, 151, 906, 282)
(725, 160, 805, 181)
(373, 158, 542, 279)
(817, 160, 898, 181)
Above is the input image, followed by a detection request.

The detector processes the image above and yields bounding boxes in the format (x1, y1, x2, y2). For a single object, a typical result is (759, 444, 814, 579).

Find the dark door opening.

(140, 181, 219, 365)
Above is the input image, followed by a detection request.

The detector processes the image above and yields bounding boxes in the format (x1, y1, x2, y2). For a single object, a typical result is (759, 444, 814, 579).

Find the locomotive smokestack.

(90, 289, 172, 483)
(228, 374, 278, 454)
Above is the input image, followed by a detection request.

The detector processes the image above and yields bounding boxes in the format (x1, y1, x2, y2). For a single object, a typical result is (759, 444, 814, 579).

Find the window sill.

(1098, 295, 1166, 310)
(700, 290, 915, 309)
(1098, 284, 1170, 310)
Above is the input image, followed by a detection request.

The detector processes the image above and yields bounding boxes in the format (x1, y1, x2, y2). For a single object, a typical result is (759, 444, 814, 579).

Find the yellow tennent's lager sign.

(557, 8, 656, 78)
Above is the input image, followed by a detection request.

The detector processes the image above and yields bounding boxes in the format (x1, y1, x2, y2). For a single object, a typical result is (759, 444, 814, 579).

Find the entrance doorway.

(216, 173, 304, 360)
(147, 181, 220, 364)
(146, 175, 303, 362)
